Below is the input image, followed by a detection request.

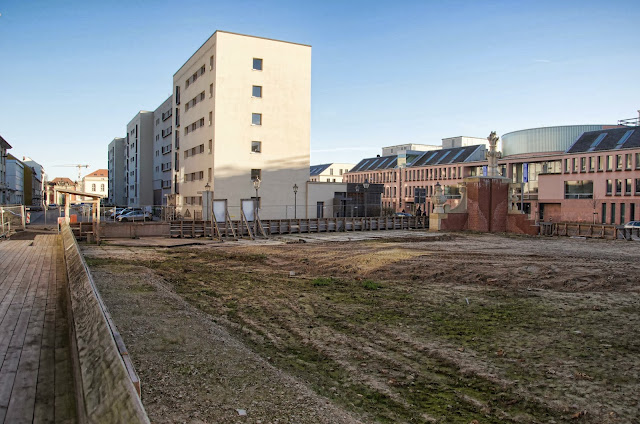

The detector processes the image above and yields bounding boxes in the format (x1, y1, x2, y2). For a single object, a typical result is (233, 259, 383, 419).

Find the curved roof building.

(501, 125, 612, 156)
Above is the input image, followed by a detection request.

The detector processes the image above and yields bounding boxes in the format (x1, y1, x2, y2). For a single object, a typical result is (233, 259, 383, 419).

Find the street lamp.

(363, 179, 370, 218)
(292, 183, 298, 219)
(204, 182, 212, 237)
(253, 177, 261, 210)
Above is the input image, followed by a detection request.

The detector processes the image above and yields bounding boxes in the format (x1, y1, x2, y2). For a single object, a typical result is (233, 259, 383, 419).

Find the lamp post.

(293, 183, 298, 219)
(363, 179, 370, 218)
(204, 182, 212, 235)
(253, 177, 261, 211)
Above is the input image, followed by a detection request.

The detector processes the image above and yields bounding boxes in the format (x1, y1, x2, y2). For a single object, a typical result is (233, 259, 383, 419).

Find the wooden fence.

(169, 216, 429, 239)
(538, 222, 638, 240)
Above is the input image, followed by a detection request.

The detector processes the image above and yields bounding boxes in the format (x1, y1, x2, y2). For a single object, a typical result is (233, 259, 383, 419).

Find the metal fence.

(0, 205, 25, 237)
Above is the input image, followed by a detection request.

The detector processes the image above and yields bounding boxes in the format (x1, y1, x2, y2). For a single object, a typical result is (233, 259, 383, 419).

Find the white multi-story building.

(108, 137, 126, 206)
(309, 163, 355, 183)
(0, 135, 11, 204)
(5, 154, 24, 205)
(125, 112, 154, 207)
(82, 169, 108, 200)
(441, 136, 491, 149)
(382, 144, 441, 156)
(153, 96, 173, 205)
(172, 31, 311, 219)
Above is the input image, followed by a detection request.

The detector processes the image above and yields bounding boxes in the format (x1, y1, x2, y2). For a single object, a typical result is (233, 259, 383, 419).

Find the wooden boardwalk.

(0, 235, 77, 423)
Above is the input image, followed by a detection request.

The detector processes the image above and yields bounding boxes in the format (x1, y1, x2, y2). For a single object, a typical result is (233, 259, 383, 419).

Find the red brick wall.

(466, 177, 510, 232)
(489, 180, 509, 232)
(467, 178, 490, 232)
(506, 213, 539, 236)
(441, 213, 468, 231)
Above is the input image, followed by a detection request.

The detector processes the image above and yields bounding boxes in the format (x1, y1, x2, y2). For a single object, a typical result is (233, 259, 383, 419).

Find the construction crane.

(52, 164, 90, 183)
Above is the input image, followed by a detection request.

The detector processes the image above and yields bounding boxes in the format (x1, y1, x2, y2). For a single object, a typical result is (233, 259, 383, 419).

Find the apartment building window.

(615, 179, 622, 196)
(631, 203, 636, 221)
(580, 157, 586, 172)
(209, 111, 212, 126)
(251, 169, 261, 181)
(156, 118, 159, 125)
(101, 184, 105, 192)
(636, 153, 640, 169)
(606, 180, 612, 195)
(625, 154, 632, 170)
(606, 155, 613, 171)
(621, 203, 626, 224)
(589, 157, 595, 172)
(252, 113, 262, 125)
(611, 203, 616, 224)
(597, 156, 603, 171)
(625, 179, 632, 195)
(208, 139, 212, 153)
(175, 86, 180, 104)
(251, 141, 262, 153)
(209, 55, 214, 70)
(200, 65, 205, 76)
(601, 203, 606, 224)
(208, 168, 212, 182)
(572, 158, 578, 173)
(210, 83, 213, 98)
(616, 155, 623, 170)
(252, 85, 262, 98)
(253, 58, 263, 70)
(636, 178, 640, 195)
(564, 159, 570, 173)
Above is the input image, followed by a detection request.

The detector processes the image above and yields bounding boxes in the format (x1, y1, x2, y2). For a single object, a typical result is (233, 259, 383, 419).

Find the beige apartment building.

(82, 169, 108, 200)
(309, 163, 355, 182)
(172, 31, 311, 219)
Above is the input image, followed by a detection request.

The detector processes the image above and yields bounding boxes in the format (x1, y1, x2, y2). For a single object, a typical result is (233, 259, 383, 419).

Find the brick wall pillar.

(465, 176, 510, 233)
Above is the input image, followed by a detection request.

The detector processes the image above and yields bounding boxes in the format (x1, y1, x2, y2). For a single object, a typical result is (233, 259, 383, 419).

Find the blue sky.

(1, 0, 638, 181)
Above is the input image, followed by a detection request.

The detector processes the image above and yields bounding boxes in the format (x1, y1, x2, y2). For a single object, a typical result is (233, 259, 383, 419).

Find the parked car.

(48, 204, 58, 209)
(394, 212, 412, 217)
(117, 210, 152, 222)
(109, 208, 127, 219)
(623, 221, 640, 229)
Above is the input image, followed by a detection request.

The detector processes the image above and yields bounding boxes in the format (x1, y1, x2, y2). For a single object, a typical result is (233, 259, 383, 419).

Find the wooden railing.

(170, 216, 429, 239)
(539, 222, 620, 239)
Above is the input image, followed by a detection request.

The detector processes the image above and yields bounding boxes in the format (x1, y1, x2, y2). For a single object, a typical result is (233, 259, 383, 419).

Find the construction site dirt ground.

(82, 231, 640, 424)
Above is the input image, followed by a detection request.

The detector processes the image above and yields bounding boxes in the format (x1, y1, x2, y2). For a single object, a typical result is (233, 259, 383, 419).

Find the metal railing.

(0, 205, 25, 238)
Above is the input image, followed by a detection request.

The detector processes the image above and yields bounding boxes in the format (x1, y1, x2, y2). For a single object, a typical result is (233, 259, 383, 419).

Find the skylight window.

(614, 130, 635, 149)
(587, 133, 607, 152)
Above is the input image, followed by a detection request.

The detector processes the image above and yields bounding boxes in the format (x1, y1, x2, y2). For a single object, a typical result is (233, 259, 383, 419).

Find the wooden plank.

(5, 239, 51, 423)
(0, 238, 46, 422)
(53, 236, 77, 423)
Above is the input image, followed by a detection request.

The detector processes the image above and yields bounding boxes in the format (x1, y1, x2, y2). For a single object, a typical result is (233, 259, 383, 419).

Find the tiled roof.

(50, 177, 75, 185)
(310, 164, 331, 176)
(566, 127, 640, 153)
(85, 169, 108, 178)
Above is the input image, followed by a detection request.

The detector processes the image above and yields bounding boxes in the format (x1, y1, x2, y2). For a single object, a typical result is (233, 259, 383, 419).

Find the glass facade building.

(502, 125, 607, 156)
